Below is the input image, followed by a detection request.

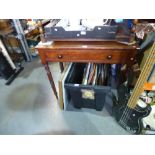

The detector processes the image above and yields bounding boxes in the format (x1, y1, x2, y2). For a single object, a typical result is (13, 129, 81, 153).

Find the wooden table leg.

(59, 62, 64, 73)
(44, 62, 58, 99)
(126, 63, 134, 92)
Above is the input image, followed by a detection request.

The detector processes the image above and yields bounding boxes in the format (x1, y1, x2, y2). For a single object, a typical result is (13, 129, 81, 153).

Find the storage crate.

(64, 63, 112, 111)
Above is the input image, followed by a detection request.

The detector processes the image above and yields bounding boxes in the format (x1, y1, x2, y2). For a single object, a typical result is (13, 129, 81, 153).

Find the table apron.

(42, 49, 136, 64)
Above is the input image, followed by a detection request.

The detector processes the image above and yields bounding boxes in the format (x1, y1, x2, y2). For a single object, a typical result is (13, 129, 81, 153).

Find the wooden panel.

(44, 49, 135, 64)
(37, 41, 138, 50)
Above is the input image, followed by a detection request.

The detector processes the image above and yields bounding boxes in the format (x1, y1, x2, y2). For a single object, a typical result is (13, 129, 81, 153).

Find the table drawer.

(45, 49, 135, 64)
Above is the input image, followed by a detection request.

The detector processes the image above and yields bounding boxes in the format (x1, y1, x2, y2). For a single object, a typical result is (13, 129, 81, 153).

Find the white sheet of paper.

(62, 63, 73, 110)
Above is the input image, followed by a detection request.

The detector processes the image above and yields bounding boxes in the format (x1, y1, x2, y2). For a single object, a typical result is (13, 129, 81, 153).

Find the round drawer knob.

(107, 55, 112, 60)
(58, 55, 63, 59)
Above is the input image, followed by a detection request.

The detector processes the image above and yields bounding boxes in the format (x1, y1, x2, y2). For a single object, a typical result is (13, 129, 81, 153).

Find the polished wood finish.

(44, 49, 135, 64)
(36, 41, 138, 101)
(44, 63, 58, 99)
(38, 41, 137, 49)
(38, 41, 138, 64)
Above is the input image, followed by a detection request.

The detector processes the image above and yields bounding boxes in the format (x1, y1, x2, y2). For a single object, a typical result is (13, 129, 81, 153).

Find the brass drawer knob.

(107, 55, 112, 60)
(58, 55, 63, 59)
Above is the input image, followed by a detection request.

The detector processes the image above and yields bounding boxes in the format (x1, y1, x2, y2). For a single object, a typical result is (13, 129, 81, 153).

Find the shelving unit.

(24, 19, 51, 36)
(0, 37, 24, 85)
(0, 19, 30, 84)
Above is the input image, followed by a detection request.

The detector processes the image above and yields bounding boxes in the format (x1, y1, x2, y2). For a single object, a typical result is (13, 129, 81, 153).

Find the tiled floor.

(0, 57, 129, 135)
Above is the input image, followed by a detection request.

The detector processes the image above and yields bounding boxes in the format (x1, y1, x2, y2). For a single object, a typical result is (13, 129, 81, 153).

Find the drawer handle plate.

(58, 55, 63, 59)
(107, 55, 112, 60)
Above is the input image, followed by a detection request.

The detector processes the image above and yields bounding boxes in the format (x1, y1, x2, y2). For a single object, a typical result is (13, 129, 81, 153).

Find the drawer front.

(45, 49, 136, 64)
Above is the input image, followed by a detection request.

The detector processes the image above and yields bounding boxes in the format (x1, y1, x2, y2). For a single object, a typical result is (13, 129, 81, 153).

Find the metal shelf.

(24, 19, 51, 35)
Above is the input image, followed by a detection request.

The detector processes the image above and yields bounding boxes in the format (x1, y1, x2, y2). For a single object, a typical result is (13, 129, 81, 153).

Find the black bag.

(0, 51, 15, 79)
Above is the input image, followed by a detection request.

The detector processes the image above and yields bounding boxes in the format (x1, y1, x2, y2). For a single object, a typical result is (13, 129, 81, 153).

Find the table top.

(36, 41, 139, 50)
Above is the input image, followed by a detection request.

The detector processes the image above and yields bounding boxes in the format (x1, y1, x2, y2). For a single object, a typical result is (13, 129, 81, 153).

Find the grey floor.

(0, 57, 129, 135)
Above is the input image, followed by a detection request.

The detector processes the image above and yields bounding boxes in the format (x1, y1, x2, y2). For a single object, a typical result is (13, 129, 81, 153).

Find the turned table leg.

(44, 62, 58, 99)
(126, 62, 135, 92)
(59, 62, 64, 73)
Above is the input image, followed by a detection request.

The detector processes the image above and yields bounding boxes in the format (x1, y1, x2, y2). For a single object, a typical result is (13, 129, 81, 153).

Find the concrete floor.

(0, 57, 129, 135)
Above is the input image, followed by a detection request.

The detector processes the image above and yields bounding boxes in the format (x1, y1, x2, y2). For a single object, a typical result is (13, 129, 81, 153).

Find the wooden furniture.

(36, 41, 139, 104)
